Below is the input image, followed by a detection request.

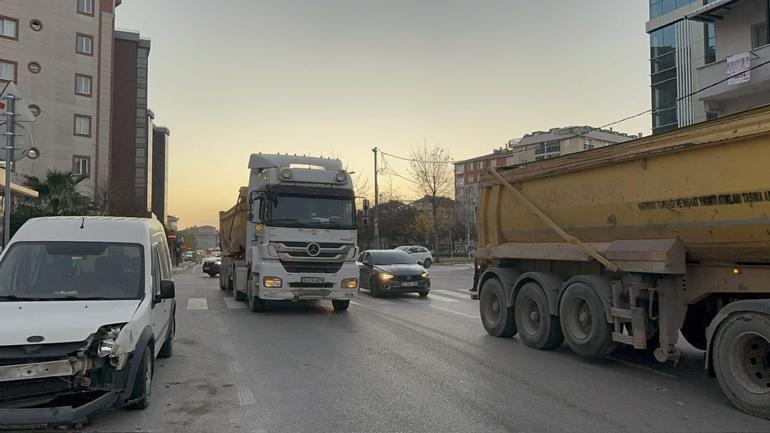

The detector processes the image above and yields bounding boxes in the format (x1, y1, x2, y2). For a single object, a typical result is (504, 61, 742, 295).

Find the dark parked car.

(358, 250, 430, 297)
(202, 256, 221, 277)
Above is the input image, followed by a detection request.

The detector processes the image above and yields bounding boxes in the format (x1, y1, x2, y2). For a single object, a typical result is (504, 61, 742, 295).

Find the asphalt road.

(83, 264, 770, 433)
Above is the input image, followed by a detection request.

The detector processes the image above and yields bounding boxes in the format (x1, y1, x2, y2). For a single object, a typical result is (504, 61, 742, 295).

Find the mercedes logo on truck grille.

(307, 242, 321, 257)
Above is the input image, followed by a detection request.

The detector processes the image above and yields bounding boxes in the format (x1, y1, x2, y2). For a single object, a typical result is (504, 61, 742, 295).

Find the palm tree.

(22, 170, 92, 216)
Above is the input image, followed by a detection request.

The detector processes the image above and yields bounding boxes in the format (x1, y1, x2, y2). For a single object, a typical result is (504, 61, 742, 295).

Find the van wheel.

(480, 278, 515, 337)
(423, 259, 432, 268)
(126, 347, 153, 410)
(559, 281, 616, 357)
(158, 317, 174, 359)
(514, 282, 563, 350)
(713, 312, 770, 419)
(332, 300, 350, 312)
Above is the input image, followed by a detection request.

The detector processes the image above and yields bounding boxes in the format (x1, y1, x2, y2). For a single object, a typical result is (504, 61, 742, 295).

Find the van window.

(0, 242, 144, 301)
(151, 246, 162, 298)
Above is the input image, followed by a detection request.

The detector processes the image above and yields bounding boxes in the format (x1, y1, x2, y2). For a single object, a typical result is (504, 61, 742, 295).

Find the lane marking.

(606, 356, 677, 379)
(432, 289, 471, 300)
(186, 298, 208, 311)
(423, 293, 460, 303)
(429, 305, 478, 320)
(237, 386, 257, 406)
(217, 327, 230, 336)
(223, 297, 248, 310)
(228, 361, 244, 374)
(350, 301, 362, 306)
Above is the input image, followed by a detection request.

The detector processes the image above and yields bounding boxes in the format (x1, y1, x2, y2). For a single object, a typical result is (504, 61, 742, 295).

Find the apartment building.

(646, 0, 769, 134)
(0, 0, 120, 197)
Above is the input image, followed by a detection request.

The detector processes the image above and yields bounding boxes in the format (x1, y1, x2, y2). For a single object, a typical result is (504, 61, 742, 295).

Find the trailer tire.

(713, 312, 770, 419)
(514, 282, 563, 350)
(480, 278, 516, 337)
(234, 287, 246, 302)
(559, 281, 616, 358)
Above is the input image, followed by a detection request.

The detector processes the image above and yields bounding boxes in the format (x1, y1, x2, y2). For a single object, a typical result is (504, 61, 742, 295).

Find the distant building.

(645, 0, 770, 134)
(454, 126, 635, 227)
(167, 215, 178, 232)
(189, 225, 218, 250)
(0, 0, 120, 198)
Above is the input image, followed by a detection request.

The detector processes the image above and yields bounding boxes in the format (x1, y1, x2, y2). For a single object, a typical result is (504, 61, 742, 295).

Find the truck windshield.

(266, 195, 355, 229)
(0, 242, 144, 301)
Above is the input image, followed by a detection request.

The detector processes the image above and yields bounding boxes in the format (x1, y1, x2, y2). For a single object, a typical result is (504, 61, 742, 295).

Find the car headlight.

(379, 273, 394, 282)
(95, 324, 124, 358)
(421, 272, 430, 279)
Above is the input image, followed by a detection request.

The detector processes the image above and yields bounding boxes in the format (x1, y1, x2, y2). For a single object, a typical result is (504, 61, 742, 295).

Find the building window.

(77, 0, 94, 16)
(584, 138, 594, 150)
(650, 24, 678, 134)
(704, 23, 716, 64)
(0, 16, 18, 40)
(751, 22, 769, 49)
(74, 114, 92, 137)
(76, 33, 93, 55)
(649, 0, 692, 20)
(535, 140, 561, 160)
(0, 60, 17, 82)
(73, 156, 91, 177)
(75, 74, 92, 96)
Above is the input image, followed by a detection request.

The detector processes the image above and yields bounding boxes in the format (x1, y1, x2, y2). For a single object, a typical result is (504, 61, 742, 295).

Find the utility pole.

(3, 93, 15, 247)
(372, 147, 380, 249)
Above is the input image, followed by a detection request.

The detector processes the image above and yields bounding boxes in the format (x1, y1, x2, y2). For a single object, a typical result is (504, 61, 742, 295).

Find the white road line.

(351, 301, 362, 306)
(228, 361, 244, 374)
(606, 356, 677, 379)
(424, 293, 460, 303)
(223, 297, 247, 310)
(430, 305, 478, 320)
(186, 298, 208, 310)
(237, 386, 257, 406)
(432, 289, 471, 300)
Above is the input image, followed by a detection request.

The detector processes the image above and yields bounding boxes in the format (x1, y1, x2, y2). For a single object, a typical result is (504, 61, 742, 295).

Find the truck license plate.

(301, 277, 325, 284)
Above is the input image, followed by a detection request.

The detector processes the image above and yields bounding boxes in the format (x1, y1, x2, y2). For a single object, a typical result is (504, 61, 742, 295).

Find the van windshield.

(0, 242, 144, 301)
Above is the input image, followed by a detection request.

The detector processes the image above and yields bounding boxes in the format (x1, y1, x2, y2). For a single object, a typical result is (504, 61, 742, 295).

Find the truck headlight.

(379, 273, 394, 282)
(263, 277, 283, 288)
(342, 278, 358, 289)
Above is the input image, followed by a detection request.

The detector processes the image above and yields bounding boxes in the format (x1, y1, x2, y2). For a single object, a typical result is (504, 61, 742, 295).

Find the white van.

(0, 217, 176, 428)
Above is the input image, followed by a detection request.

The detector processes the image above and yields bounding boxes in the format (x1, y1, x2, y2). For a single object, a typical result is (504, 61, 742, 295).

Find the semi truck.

(471, 106, 770, 419)
(219, 154, 359, 312)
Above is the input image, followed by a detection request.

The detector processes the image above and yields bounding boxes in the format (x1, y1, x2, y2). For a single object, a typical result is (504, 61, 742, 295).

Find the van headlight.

(95, 324, 125, 357)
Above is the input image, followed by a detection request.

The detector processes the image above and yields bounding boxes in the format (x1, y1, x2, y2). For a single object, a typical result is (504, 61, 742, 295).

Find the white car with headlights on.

(0, 217, 176, 429)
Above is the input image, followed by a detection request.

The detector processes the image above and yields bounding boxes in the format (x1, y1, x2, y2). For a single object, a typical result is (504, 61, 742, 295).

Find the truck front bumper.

(257, 260, 359, 301)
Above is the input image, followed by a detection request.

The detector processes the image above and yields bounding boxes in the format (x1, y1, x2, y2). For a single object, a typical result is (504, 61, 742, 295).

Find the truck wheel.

(423, 258, 432, 268)
(480, 278, 516, 337)
(219, 272, 226, 290)
(126, 346, 153, 410)
(559, 281, 616, 357)
(247, 286, 266, 312)
(234, 287, 246, 302)
(332, 300, 350, 312)
(514, 282, 563, 349)
(713, 312, 770, 419)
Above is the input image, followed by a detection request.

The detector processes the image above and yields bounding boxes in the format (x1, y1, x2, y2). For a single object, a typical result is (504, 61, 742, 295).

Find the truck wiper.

(0, 295, 46, 302)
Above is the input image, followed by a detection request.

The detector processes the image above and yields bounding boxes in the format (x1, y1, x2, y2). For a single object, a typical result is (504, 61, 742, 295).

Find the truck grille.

(272, 241, 353, 263)
(280, 261, 344, 274)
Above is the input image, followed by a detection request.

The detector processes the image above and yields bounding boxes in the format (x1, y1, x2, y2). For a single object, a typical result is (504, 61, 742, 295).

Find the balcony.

(696, 44, 770, 106)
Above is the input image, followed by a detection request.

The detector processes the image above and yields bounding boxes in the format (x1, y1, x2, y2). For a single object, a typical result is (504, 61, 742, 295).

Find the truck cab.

(229, 154, 359, 312)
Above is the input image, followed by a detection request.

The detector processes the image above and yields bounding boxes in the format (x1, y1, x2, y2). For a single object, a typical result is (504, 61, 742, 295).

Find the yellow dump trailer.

(472, 107, 770, 419)
(218, 187, 248, 290)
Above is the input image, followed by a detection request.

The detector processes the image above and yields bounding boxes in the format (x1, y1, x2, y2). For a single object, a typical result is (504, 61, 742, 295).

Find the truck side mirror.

(248, 192, 263, 223)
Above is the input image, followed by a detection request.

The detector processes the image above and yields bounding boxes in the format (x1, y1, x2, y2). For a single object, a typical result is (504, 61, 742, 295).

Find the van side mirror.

(160, 280, 175, 300)
(362, 199, 370, 226)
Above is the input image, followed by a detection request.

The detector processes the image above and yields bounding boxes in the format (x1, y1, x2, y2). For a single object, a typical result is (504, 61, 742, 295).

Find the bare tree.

(408, 143, 453, 258)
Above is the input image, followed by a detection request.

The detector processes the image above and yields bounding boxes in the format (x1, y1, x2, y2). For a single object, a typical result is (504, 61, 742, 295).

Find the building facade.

(151, 125, 170, 224)
(0, 0, 120, 198)
(646, 0, 769, 134)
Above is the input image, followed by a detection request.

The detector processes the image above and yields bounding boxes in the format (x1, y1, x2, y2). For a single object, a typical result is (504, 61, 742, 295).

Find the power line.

(381, 58, 770, 165)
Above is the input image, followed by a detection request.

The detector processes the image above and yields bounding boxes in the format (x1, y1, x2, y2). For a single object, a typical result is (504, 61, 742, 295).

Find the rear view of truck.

(473, 107, 770, 418)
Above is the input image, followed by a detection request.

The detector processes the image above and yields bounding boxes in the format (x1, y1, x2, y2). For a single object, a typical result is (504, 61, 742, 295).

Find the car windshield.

(0, 242, 144, 301)
(265, 194, 355, 229)
(370, 251, 417, 265)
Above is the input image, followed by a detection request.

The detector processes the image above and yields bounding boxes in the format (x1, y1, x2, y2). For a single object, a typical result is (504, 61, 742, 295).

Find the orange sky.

(116, 0, 651, 228)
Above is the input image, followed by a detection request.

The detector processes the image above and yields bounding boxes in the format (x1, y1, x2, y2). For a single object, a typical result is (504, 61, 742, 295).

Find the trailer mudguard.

(478, 268, 520, 308)
(513, 272, 564, 316)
